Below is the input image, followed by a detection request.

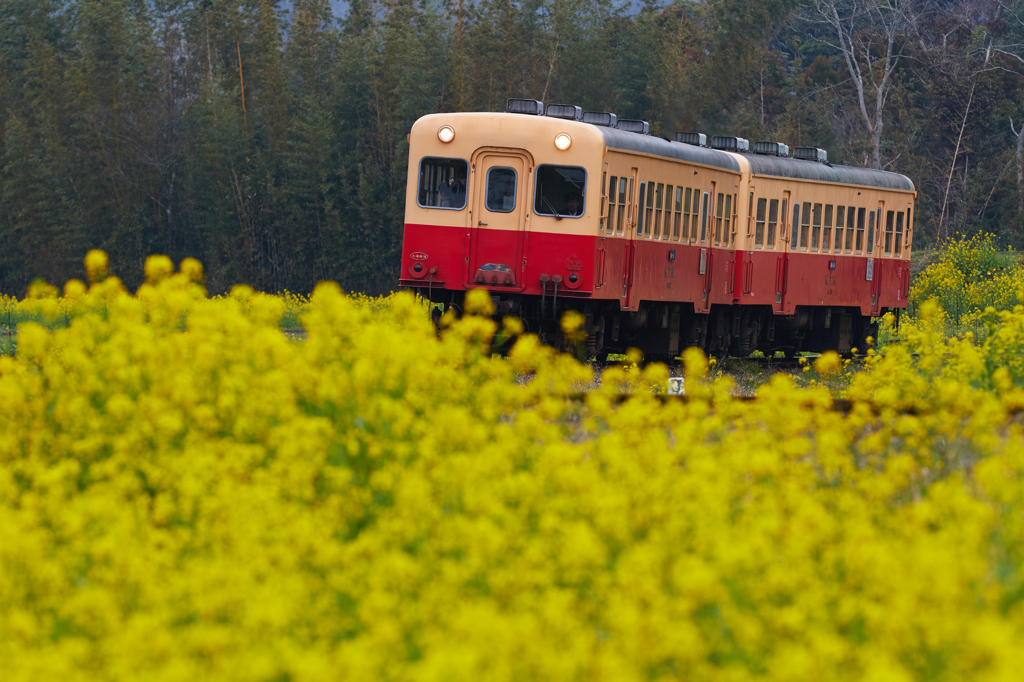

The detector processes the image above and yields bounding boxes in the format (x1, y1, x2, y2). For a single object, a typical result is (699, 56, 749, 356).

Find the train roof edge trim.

(599, 127, 741, 172)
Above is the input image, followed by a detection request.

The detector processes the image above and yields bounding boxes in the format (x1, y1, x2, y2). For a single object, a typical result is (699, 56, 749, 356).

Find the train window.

(729, 191, 737, 244)
(791, 203, 800, 247)
(849, 207, 858, 252)
(885, 210, 895, 255)
(755, 198, 767, 248)
(684, 189, 694, 241)
(534, 165, 586, 218)
(767, 199, 778, 248)
(600, 172, 607, 233)
(607, 175, 618, 234)
(665, 185, 675, 240)
(645, 183, 656, 238)
(617, 178, 627, 234)
(906, 207, 913, 250)
(865, 210, 874, 254)
(673, 187, 683, 240)
(811, 203, 822, 252)
(748, 192, 755, 239)
(823, 205, 833, 252)
(637, 182, 647, 235)
(485, 167, 517, 213)
(654, 183, 664, 239)
(417, 157, 468, 209)
(834, 206, 845, 253)
(700, 192, 710, 242)
(780, 198, 788, 248)
(800, 202, 811, 250)
(895, 212, 904, 256)
(715, 193, 725, 244)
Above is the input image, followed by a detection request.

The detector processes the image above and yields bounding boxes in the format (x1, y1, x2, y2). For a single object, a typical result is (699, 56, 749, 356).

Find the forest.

(1, 0, 1023, 296)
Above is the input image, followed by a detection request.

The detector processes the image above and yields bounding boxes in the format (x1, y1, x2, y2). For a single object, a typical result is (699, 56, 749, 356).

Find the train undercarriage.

(417, 288, 882, 362)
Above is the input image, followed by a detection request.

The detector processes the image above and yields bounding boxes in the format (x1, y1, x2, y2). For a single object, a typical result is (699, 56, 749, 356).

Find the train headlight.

(554, 133, 572, 150)
(437, 125, 455, 143)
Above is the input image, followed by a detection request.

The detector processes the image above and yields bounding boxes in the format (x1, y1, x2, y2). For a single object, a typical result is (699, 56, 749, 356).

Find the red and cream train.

(400, 99, 916, 358)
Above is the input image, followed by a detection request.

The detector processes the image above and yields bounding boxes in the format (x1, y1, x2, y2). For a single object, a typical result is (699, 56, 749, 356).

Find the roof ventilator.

(674, 132, 708, 147)
(506, 98, 544, 115)
(753, 141, 790, 157)
(616, 119, 650, 135)
(711, 136, 749, 152)
(545, 103, 583, 121)
(794, 147, 828, 163)
(583, 111, 617, 127)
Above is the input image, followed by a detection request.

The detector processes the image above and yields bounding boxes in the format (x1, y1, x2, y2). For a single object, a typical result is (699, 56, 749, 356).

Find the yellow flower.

(84, 249, 109, 282)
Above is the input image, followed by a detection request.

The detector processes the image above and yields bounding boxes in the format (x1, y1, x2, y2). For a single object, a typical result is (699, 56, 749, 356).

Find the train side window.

(665, 185, 675, 240)
(685, 188, 694, 241)
(834, 206, 845, 253)
(849, 207, 858, 252)
(627, 175, 635, 226)
(906, 207, 913, 250)
(617, 178, 627, 234)
(780, 198, 788, 247)
(895, 211, 904, 256)
(700, 192, 710, 242)
(715, 193, 725, 244)
(485, 167, 517, 213)
(654, 183, 664, 239)
(417, 157, 468, 209)
(602, 175, 610, 233)
(800, 202, 811, 250)
(724, 192, 733, 245)
(767, 199, 778, 249)
(673, 187, 683, 240)
(791, 203, 800, 247)
(823, 205, 833, 252)
(811, 203, 822, 252)
(885, 210, 895, 255)
(600, 171, 607, 232)
(534, 165, 586, 218)
(644, 183, 656, 237)
(748, 192, 755, 239)
(755, 198, 767, 248)
(637, 182, 647, 235)
(865, 210, 874, 254)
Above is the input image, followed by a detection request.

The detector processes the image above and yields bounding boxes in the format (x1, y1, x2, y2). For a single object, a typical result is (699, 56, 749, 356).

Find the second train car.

(399, 99, 916, 359)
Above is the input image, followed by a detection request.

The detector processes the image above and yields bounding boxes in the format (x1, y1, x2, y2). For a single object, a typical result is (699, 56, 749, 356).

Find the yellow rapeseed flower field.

(3, 254, 1024, 681)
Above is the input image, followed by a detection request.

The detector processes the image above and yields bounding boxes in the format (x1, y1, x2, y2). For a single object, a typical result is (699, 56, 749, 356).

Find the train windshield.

(534, 165, 586, 217)
(418, 157, 468, 209)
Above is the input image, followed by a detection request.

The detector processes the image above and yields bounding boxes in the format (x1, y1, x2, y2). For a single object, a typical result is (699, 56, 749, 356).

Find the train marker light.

(554, 133, 572, 150)
(437, 125, 455, 143)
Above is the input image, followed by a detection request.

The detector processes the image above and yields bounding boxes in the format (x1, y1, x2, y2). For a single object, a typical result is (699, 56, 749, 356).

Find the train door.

(466, 148, 531, 289)
(698, 183, 715, 312)
(621, 167, 638, 310)
(871, 200, 885, 314)
(773, 191, 792, 314)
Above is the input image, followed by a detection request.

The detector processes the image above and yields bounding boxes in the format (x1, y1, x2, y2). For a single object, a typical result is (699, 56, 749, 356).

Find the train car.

(399, 99, 916, 359)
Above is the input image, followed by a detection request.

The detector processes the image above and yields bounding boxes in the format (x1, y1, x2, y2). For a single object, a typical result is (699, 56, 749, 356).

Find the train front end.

(399, 107, 607, 321)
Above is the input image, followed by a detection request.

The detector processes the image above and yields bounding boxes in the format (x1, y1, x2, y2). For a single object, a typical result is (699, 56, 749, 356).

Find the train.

(399, 99, 916, 360)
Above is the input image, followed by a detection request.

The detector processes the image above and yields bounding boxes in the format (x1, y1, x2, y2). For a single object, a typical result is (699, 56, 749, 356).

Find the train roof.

(598, 127, 915, 193)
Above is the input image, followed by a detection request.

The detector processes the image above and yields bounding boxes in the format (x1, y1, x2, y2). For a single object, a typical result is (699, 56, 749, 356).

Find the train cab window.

(755, 198, 767, 248)
(485, 167, 517, 213)
(800, 202, 811, 250)
(895, 212, 904, 256)
(791, 203, 800, 247)
(715, 193, 725, 244)
(884, 210, 895, 255)
(823, 205, 833, 252)
(654, 183, 664, 238)
(418, 157, 468, 209)
(865, 210, 874, 254)
(834, 206, 845, 253)
(849, 207, 858, 252)
(534, 165, 586, 218)
(767, 199, 779, 248)
(811, 203, 823, 252)
(700, 192, 710, 242)
(673, 187, 683, 240)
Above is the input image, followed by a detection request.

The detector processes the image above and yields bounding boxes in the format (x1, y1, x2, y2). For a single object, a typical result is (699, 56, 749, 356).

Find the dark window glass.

(485, 167, 517, 213)
(767, 199, 779, 248)
(418, 157, 468, 209)
(700, 192, 710, 242)
(866, 210, 874, 254)
(534, 165, 586, 217)
(895, 212, 904, 256)
(755, 198, 767, 247)
(885, 210, 895, 255)
(834, 205, 845, 253)
(791, 203, 800, 247)
(823, 205, 833, 252)
(637, 182, 647, 235)
(800, 202, 811, 249)
(850, 207, 859, 252)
